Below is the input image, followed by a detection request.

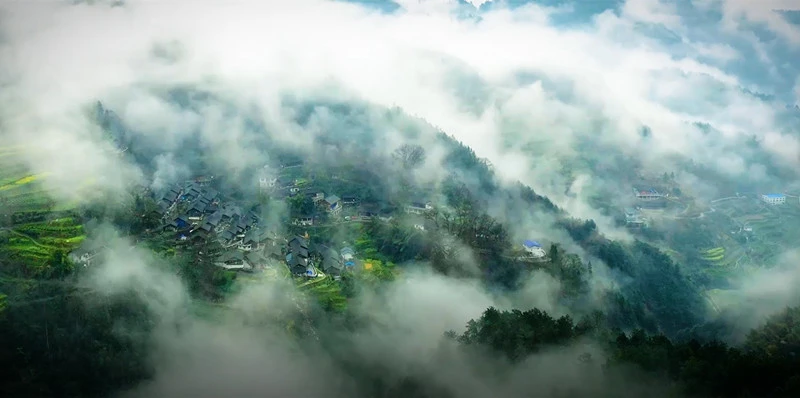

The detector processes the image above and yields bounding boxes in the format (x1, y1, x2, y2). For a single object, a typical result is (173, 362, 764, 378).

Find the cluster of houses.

(140, 159, 440, 282)
(283, 235, 355, 280)
(153, 180, 267, 248)
(282, 188, 433, 227)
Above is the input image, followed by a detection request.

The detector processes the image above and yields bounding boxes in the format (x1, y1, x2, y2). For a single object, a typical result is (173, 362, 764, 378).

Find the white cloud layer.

(0, 0, 797, 212)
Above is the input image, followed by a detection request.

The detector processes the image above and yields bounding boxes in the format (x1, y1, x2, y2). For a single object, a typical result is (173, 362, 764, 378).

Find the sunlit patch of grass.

(0, 173, 50, 191)
(700, 246, 727, 265)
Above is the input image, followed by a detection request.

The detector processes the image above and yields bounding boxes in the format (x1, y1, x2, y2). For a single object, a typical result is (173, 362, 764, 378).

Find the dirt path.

(2, 227, 51, 248)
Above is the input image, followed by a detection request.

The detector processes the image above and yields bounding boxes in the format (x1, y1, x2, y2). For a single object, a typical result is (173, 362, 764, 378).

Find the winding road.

(664, 195, 743, 220)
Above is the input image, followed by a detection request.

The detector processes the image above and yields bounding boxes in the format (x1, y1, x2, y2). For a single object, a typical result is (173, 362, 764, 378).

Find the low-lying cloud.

(714, 249, 800, 342)
(84, 231, 661, 398)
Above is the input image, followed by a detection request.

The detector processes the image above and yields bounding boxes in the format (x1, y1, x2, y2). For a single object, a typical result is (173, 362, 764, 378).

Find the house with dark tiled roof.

(264, 239, 283, 260)
(239, 228, 275, 252)
(161, 189, 180, 205)
(220, 205, 242, 223)
(164, 215, 191, 232)
(341, 194, 360, 206)
(405, 198, 433, 215)
(359, 203, 379, 219)
(284, 235, 312, 275)
(187, 200, 208, 219)
(219, 229, 237, 245)
(288, 236, 310, 259)
(190, 227, 209, 242)
(215, 250, 251, 271)
(304, 188, 325, 203)
(154, 201, 170, 218)
(285, 252, 308, 275)
(183, 184, 203, 201)
(323, 195, 341, 215)
(313, 244, 344, 279)
(378, 207, 394, 222)
(245, 251, 269, 270)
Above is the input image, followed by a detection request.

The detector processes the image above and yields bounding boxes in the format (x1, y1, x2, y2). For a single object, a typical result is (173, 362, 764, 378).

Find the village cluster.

(142, 157, 557, 279)
(143, 159, 448, 280)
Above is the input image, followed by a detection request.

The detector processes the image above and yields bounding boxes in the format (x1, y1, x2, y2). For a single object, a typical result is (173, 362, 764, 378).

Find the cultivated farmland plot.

(0, 155, 85, 274)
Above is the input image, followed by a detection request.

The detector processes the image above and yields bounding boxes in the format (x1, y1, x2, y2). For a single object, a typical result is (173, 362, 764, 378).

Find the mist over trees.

(3, 93, 798, 396)
(2, 0, 800, 396)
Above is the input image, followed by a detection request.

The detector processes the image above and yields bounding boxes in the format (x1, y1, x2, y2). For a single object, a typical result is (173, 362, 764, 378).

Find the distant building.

(761, 193, 786, 205)
(313, 244, 344, 279)
(293, 215, 314, 226)
(633, 187, 664, 201)
(285, 236, 311, 275)
(341, 195, 360, 206)
(405, 200, 433, 215)
(522, 240, 546, 258)
(304, 189, 325, 203)
(341, 247, 356, 268)
(285, 252, 308, 275)
(624, 208, 646, 226)
(215, 251, 252, 271)
(68, 247, 104, 267)
(323, 195, 342, 215)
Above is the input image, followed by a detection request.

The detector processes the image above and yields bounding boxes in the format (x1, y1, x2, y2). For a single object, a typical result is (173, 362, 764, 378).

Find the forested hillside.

(0, 98, 794, 397)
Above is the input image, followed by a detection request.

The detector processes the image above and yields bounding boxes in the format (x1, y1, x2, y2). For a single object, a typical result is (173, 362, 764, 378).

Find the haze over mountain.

(1, 1, 799, 397)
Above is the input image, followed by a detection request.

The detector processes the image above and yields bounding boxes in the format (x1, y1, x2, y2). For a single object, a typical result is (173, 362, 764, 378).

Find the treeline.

(3, 288, 799, 398)
(448, 306, 800, 398)
(556, 217, 707, 338)
(0, 284, 153, 398)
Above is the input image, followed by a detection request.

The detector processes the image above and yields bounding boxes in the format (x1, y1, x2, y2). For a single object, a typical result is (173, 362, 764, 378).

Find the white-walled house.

(761, 193, 786, 205)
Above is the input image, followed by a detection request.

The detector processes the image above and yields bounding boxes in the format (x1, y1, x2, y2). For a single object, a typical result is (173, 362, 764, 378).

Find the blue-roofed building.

(324, 195, 342, 214)
(761, 193, 786, 205)
(522, 240, 546, 258)
(341, 246, 355, 263)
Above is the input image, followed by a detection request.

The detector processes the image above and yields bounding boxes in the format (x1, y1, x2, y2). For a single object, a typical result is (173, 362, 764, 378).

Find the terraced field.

(0, 217, 86, 273)
(304, 276, 347, 312)
(713, 198, 800, 267)
(0, 148, 58, 213)
(701, 247, 725, 263)
(0, 147, 85, 274)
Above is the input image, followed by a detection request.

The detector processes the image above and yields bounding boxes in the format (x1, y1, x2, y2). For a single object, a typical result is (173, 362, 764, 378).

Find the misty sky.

(1, 0, 798, 208)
